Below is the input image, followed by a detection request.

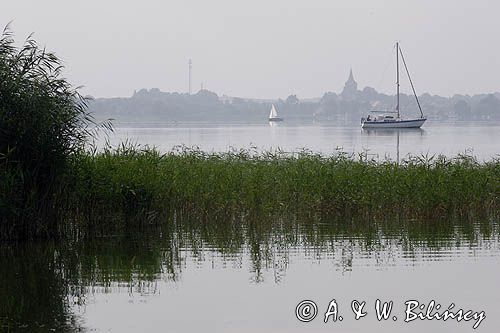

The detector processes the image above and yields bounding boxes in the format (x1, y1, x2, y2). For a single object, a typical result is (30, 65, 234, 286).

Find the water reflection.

(0, 243, 84, 332)
(361, 128, 425, 136)
(1, 215, 499, 330)
(361, 128, 426, 162)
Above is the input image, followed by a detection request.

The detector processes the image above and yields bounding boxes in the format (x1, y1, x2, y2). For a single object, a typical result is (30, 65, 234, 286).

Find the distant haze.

(3, 0, 499, 98)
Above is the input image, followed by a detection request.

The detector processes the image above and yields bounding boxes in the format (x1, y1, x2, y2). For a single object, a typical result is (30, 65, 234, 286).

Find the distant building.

(341, 68, 358, 100)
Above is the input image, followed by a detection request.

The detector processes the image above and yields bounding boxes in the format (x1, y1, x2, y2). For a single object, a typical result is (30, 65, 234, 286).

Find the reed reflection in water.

(1, 215, 499, 332)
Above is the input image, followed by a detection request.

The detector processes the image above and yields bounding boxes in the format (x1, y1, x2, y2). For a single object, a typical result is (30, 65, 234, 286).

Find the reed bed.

(70, 145, 499, 227)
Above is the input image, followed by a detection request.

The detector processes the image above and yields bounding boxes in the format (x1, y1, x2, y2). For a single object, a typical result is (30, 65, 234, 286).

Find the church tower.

(341, 68, 358, 100)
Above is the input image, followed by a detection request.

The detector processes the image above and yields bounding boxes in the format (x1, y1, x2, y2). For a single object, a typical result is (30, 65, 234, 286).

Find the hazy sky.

(2, 0, 499, 98)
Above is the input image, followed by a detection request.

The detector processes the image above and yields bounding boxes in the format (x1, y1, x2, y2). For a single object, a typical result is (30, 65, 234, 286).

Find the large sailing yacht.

(361, 43, 426, 129)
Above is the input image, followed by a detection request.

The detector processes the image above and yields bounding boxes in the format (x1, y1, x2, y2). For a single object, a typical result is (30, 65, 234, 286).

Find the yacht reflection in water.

(362, 128, 425, 163)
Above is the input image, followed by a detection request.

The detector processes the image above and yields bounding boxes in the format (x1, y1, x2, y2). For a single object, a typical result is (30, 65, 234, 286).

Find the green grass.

(70, 145, 500, 229)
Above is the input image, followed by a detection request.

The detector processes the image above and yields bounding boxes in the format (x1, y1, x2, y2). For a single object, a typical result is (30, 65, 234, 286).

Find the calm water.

(103, 121, 500, 160)
(1, 217, 500, 332)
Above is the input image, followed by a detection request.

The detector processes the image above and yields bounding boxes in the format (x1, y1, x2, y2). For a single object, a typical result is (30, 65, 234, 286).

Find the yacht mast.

(396, 42, 400, 118)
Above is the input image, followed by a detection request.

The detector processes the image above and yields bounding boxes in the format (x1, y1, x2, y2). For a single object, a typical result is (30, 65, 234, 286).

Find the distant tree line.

(89, 87, 500, 124)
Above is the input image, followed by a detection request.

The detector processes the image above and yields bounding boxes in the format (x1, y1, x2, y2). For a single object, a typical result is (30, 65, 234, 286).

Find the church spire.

(348, 67, 354, 82)
(342, 67, 358, 99)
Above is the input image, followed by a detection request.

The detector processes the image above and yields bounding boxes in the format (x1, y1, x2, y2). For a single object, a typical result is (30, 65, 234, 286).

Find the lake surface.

(102, 121, 500, 161)
(2, 217, 499, 332)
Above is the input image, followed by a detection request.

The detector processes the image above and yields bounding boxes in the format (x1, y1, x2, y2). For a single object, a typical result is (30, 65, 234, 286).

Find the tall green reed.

(0, 25, 109, 239)
(71, 144, 499, 231)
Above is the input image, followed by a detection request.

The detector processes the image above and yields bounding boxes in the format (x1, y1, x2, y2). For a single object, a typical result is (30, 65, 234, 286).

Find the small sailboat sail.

(361, 42, 426, 129)
(268, 104, 284, 122)
(269, 105, 278, 118)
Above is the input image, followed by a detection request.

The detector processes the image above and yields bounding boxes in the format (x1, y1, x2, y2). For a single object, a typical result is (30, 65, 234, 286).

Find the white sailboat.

(361, 42, 426, 129)
(268, 104, 284, 122)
